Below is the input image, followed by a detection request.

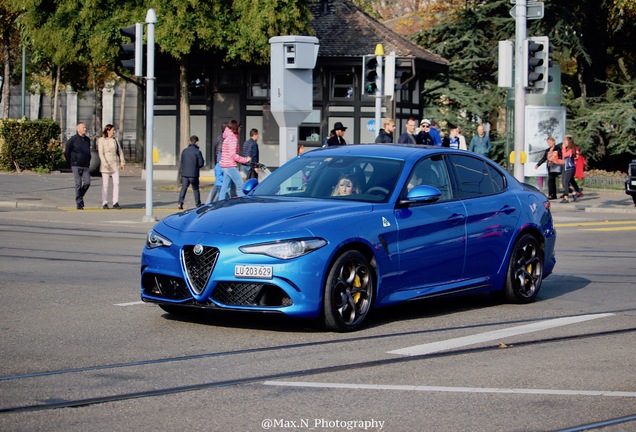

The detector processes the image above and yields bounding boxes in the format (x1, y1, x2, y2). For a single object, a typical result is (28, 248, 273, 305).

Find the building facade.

(3, 0, 448, 178)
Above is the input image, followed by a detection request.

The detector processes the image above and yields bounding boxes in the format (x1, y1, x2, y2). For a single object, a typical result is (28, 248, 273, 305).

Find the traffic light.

(523, 36, 551, 94)
(119, 23, 143, 77)
(362, 55, 379, 96)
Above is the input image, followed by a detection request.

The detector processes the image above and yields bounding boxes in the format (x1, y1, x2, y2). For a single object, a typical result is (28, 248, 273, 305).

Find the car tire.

(323, 250, 375, 332)
(503, 234, 543, 304)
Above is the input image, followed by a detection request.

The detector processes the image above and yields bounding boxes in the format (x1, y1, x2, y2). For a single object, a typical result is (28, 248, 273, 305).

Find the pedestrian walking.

(557, 135, 578, 203)
(219, 120, 251, 200)
(206, 161, 224, 203)
(177, 135, 205, 209)
(468, 124, 492, 158)
(64, 122, 92, 209)
(97, 124, 125, 209)
(241, 128, 260, 179)
(534, 136, 562, 200)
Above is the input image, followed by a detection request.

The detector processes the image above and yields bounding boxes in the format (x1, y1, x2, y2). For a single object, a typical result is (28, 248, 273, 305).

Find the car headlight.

(240, 238, 327, 260)
(146, 230, 173, 249)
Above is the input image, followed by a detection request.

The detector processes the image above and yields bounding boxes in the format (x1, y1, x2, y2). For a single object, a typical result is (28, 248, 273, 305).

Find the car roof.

(303, 144, 450, 161)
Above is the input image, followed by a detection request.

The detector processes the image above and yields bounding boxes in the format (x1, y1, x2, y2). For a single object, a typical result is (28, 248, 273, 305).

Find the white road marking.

(114, 301, 145, 306)
(263, 381, 636, 398)
(387, 313, 614, 356)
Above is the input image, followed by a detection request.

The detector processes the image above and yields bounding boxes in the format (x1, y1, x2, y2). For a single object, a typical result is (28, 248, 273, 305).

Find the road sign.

(510, 2, 544, 20)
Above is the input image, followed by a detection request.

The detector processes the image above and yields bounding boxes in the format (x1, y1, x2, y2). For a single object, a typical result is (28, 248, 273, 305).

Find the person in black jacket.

(375, 118, 396, 143)
(326, 122, 347, 146)
(241, 128, 260, 178)
(178, 135, 205, 209)
(416, 119, 435, 146)
(64, 122, 92, 209)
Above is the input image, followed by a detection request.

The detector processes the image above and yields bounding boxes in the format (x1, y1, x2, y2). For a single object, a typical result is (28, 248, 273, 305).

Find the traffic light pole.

(375, 52, 383, 141)
(513, 0, 527, 182)
(143, 8, 157, 222)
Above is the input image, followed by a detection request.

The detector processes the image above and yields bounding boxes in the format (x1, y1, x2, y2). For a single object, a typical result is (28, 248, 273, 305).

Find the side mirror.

(243, 178, 259, 194)
(399, 185, 442, 206)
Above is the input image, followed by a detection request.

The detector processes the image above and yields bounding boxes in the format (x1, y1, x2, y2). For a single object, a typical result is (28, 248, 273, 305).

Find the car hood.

(161, 197, 374, 236)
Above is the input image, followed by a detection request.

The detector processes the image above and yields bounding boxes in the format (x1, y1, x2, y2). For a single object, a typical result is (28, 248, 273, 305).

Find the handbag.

(548, 162, 562, 174)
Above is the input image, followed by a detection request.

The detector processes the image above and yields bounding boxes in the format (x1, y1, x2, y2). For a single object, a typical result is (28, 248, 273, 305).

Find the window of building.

(156, 84, 176, 99)
(216, 69, 242, 90)
(249, 72, 269, 98)
(298, 109, 322, 149)
(313, 71, 323, 100)
(188, 70, 207, 99)
(331, 72, 355, 100)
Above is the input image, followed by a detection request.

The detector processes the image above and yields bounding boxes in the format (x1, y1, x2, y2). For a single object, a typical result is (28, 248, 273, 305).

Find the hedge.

(0, 119, 65, 172)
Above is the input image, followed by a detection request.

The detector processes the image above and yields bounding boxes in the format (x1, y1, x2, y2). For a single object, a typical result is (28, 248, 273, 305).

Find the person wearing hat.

(326, 122, 347, 146)
(416, 119, 435, 146)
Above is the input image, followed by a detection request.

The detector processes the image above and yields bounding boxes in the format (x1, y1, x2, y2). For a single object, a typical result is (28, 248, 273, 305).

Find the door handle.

(447, 213, 465, 223)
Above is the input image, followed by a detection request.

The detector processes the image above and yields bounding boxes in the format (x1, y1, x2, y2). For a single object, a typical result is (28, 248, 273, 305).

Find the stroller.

(247, 162, 271, 182)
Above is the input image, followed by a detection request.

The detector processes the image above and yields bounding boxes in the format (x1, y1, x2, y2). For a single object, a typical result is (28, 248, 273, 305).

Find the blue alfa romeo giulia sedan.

(141, 144, 556, 331)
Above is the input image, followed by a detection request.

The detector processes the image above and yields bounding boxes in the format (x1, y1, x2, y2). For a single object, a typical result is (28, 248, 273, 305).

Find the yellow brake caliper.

(352, 274, 361, 303)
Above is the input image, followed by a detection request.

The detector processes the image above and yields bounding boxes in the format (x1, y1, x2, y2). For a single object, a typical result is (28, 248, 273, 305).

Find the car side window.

(402, 155, 452, 201)
(450, 154, 504, 198)
(486, 163, 506, 192)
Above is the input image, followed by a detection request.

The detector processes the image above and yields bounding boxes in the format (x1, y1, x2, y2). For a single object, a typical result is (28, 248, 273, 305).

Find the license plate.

(631, 180, 636, 186)
(234, 265, 273, 279)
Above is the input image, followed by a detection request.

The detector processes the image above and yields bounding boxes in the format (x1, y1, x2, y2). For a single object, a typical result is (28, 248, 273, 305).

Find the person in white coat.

(97, 124, 125, 209)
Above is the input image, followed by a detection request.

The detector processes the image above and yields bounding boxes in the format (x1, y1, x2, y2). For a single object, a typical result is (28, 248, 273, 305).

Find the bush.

(0, 119, 65, 172)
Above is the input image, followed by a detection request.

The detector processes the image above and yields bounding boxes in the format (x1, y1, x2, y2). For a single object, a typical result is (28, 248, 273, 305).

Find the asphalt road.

(0, 207, 635, 432)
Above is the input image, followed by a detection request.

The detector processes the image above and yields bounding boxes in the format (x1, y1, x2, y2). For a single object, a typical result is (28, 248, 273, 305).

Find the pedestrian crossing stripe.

(554, 220, 636, 228)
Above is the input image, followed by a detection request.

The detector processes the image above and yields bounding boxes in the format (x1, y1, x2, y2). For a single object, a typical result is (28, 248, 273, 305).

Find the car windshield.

(250, 155, 404, 203)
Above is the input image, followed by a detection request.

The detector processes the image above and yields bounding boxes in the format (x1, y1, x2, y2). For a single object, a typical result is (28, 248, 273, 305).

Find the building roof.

(309, 0, 448, 70)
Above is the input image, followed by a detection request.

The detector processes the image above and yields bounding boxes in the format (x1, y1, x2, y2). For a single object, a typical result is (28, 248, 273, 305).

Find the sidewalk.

(1, 166, 635, 217)
(0, 165, 188, 214)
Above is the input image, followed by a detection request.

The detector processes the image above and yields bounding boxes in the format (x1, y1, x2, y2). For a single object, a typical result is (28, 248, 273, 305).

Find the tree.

(0, 0, 20, 118)
(10, 0, 128, 134)
(404, 0, 636, 166)
(412, 0, 512, 162)
(148, 0, 312, 155)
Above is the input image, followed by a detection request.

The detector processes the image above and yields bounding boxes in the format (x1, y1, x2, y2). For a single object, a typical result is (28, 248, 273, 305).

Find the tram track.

(2, 325, 635, 415)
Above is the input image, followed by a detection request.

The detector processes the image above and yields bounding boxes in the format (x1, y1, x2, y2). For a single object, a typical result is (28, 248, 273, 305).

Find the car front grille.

(182, 245, 219, 294)
(212, 282, 293, 307)
(630, 162, 636, 178)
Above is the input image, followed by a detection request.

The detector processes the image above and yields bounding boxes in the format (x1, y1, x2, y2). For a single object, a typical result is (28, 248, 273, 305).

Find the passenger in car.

(331, 174, 360, 196)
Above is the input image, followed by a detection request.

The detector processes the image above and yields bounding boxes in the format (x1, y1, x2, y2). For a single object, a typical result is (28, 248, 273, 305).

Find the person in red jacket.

(218, 120, 251, 200)
(556, 135, 578, 203)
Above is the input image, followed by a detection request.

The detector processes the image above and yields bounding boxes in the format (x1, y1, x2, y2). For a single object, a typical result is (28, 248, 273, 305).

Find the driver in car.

(332, 174, 360, 196)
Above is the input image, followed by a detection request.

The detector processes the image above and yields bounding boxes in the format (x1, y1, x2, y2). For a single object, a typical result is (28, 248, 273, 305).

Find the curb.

(0, 200, 57, 209)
